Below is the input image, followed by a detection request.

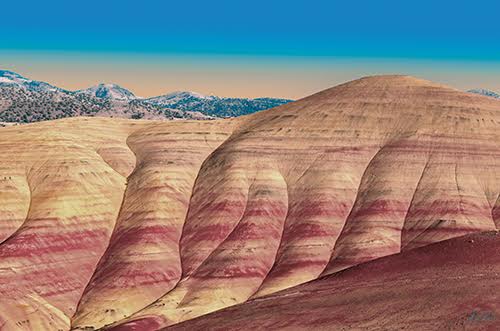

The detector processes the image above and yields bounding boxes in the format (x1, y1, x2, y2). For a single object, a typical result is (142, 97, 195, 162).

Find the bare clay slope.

(0, 76, 499, 330)
(0, 117, 239, 330)
(109, 75, 500, 330)
(167, 231, 500, 331)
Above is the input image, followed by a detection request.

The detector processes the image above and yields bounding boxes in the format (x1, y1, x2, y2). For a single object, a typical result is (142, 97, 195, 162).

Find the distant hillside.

(145, 91, 292, 118)
(468, 88, 500, 99)
(0, 70, 292, 123)
(75, 83, 137, 102)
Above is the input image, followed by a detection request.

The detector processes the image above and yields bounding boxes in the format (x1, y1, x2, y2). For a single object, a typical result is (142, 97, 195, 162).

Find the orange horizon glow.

(2, 51, 500, 99)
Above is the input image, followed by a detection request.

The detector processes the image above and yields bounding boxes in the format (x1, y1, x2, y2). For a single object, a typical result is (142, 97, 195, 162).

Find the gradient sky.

(1, 0, 499, 98)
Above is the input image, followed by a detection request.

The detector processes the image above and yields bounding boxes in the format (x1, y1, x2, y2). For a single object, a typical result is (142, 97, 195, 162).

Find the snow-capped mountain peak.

(0, 70, 61, 92)
(0, 70, 29, 86)
(76, 83, 137, 102)
(0, 70, 26, 79)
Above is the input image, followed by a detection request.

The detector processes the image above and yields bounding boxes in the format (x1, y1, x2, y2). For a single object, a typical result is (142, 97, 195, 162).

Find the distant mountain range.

(0, 70, 293, 123)
(467, 88, 500, 99)
(75, 83, 137, 102)
(145, 91, 292, 118)
(3, 69, 497, 125)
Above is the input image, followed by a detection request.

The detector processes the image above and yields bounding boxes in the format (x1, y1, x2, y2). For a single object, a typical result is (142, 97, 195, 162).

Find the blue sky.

(1, 0, 499, 97)
(2, 0, 500, 59)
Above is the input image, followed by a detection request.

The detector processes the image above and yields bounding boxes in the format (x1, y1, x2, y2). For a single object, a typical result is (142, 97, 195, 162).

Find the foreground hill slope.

(167, 231, 500, 331)
(0, 75, 499, 330)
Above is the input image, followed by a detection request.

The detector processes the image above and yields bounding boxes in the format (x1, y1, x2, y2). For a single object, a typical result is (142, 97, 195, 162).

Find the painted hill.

(0, 75, 499, 330)
(166, 231, 500, 331)
(0, 70, 291, 123)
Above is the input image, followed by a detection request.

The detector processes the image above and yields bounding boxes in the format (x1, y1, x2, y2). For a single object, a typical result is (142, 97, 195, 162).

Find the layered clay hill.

(168, 231, 500, 331)
(0, 75, 499, 331)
